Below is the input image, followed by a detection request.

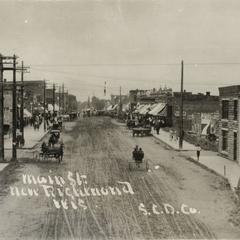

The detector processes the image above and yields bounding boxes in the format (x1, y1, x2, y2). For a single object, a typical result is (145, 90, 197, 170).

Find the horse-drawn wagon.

(129, 146, 149, 171)
(132, 127, 151, 137)
(39, 143, 64, 163)
(48, 129, 61, 146)
(34, 127, 64, 163)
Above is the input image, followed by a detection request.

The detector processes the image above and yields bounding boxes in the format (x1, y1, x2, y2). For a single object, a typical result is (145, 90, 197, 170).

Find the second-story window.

(222, 100, 229, 119)
(234, 100, 238, 120)
(222, 130, 228, 151)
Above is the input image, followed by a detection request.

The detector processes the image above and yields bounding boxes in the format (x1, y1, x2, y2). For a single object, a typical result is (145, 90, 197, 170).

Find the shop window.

(222, 130, 228, 151)
(234, 100, 238, 120)
(222, 100, 229, 119)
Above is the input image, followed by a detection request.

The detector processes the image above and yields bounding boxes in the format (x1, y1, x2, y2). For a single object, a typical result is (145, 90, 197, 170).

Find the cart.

(132, 127, 151, 137)
(128, 158, 149, 171)
(39, 144, 64, 163)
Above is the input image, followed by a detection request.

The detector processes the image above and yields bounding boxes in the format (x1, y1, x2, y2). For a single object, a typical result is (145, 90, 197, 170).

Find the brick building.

(172, 91, 219, 132)
(129, 87, 173, 126)
(219, 85, 240, 164)
(129, 87, 172, 106)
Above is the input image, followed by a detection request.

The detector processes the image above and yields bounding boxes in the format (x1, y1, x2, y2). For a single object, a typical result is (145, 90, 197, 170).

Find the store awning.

(107, 104, 118, 111)
(148, 103, 166, 116)
(106, 105, 113, 111)
(134, 104, 145, 113)
(122, 103, 130, 112)
(112, 104, 118, 111)
(24, 109, 32, 118)
(139, 104, 151, 115)
(48, 104, 60, 111)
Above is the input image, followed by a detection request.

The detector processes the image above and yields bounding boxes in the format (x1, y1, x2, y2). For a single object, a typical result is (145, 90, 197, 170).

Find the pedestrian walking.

(196, 144, 201, 161)
(155, 119, 160, 135)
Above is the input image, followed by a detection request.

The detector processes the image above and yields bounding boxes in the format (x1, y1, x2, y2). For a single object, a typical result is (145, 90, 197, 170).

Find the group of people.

(41, 129, 63, 152)
(132, 145, 144, 162)
(127, 113, 166, 134)
(30, 114, 43, 131)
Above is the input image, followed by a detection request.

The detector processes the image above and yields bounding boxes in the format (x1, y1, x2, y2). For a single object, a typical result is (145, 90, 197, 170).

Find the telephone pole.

(119, 86, 122, 115)
(53, 83, 55, 114)
(58, 86, 61, 113)
(0, 55, 4, 162)
(20, 61, 24, 145)
(43, 80, 46, 131)
(0, 54, 20, 162)
(62, 84, 64, 113)
(179, 60, 184, 149)
(66, 89, 68, 111)
(12, 54, 17, 161)
(16, 61, 29, 147)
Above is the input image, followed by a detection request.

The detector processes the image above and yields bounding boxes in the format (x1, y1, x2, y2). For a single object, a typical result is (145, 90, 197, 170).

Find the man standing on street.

(196, 144, 201, 161)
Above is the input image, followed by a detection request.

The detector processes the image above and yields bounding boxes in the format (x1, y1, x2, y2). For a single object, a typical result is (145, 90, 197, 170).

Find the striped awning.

(138, 104, 151, 114)
(134, 104, 145, 113)
(148, 103, 166, 116)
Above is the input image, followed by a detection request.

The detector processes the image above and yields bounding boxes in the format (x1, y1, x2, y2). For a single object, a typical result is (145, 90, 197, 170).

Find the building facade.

(219, 85, 240, 164)
(172, 91, 219, 132)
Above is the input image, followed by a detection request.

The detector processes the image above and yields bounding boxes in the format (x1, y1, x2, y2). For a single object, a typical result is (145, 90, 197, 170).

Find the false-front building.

(219, 85, 240, 164)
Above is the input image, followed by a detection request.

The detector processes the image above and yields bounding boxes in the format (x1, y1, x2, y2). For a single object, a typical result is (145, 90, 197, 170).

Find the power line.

(30, 62, 240, 67)
(30, 67, 240, 86)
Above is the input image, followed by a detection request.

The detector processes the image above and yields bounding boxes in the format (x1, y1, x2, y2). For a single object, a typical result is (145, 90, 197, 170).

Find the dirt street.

(0, 117, 240, 239)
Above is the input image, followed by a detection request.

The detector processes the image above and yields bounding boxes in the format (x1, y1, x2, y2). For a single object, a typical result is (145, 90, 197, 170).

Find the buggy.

(129, 148, 149, 171)
(48, 129, 60, 146)
(39, 143, 64, 163)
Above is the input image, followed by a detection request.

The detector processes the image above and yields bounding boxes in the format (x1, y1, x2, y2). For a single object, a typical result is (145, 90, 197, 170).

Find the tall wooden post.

(58, 86, 61, 113)
(119, 86, 122, 115)
(179, 60, 184, 149)
(12, 54, 17, 161)
(43, 80, 46, 131)
(0, 55, 4, 161)
(20, 61, 24, 145)
(62, 84, 64, 113)
(53, 83, 55, 114)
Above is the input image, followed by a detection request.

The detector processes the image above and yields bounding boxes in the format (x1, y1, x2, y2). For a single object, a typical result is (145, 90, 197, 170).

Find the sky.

(1, 0, 240, 101)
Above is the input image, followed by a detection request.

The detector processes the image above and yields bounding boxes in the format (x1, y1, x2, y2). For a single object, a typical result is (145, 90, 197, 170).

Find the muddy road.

(0, 117, 239, 239)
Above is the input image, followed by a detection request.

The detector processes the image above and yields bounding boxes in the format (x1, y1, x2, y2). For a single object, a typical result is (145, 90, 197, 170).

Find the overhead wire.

(29, 61, 240, 97)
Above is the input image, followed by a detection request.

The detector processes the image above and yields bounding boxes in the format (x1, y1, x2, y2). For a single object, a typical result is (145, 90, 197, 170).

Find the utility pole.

(62, 84, 64, 113)
(0, 55, 4, 162)
(58, 86, 61, 113)
(179, 60, 184, 149)
(119, 86, 122, 115)
(20, 61, 24, 145)
(43, 80, 46, 131)
(53, 83, 55, 114)
(66, 89, 68, 112)
(12, 54, 17, 161)
(88, 96, 90, 108)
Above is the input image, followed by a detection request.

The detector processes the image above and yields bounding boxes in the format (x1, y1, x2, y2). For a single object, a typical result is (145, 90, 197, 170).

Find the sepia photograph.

(0, 0, 240, 239)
